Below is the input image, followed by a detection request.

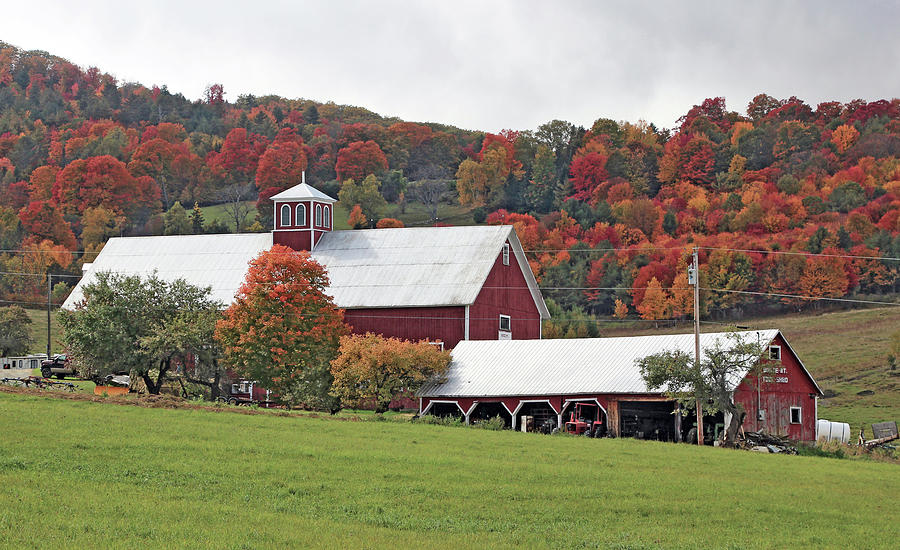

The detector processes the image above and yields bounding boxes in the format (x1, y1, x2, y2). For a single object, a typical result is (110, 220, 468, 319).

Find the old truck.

(40, 354, 76, 379)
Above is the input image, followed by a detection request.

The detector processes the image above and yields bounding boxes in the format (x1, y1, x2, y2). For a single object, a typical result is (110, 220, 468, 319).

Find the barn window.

(499, 314, 511, 332)
(323, 206, 331, 228)
(280, 204, 291, 226)
(296, 204, 306, 226)
(790, 406, 801, 424)
(315, 204, 322, 226)
(502, 243, 510, 265)
(769, 345, 781, 360)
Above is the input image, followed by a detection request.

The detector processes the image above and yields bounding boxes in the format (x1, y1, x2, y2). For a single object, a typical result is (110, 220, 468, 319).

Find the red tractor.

(565, 402, 605, 438)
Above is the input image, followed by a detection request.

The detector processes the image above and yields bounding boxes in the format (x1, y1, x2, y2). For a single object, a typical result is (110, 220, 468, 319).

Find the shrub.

(471, 416, 506, 430)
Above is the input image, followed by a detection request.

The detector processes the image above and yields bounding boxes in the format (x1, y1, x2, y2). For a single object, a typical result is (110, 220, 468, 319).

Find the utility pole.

(46, 273, 52, 359)
(690, 248, 704, 445)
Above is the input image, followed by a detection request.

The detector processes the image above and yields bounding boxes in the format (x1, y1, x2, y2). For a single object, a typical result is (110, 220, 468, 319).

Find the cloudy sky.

(4, 1, 898, 132)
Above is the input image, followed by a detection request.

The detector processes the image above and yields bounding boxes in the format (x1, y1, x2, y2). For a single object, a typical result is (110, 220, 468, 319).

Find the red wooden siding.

(468, 240, 542, 341)
(343, 306, 466, 348)
(734, 333, 820, 441)
(273, 229, 312, 251)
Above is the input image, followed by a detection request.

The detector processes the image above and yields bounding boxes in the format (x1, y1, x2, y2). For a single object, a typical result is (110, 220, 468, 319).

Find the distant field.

(200, 199, 475, 232)
(604, 307, 900, 437)
(0, 392, 896, 549)
(23, 307, 64, 355)
(198, 201, 256, 231)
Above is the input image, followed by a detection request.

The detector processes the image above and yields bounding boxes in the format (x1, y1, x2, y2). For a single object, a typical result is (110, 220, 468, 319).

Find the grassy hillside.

(23, 307, 63, 356)
(0, 392, 897, 549)
(604, 307, 900, 436)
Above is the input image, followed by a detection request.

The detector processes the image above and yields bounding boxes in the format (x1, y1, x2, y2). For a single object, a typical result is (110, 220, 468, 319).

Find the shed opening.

(469, 402, 511, 428)
(618, 401, 680, 441)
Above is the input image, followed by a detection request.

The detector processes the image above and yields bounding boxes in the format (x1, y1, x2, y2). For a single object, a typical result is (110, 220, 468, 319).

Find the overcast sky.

(3, 1, 898, 133)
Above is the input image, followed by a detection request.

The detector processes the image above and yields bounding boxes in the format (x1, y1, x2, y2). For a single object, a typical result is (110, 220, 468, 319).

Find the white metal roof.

(419, 330, 783, 398)
(312, 226, 549, 316)
(62, 233, 274, 309)
(63, 225, 549, 317)
(270, 183, 336, 202)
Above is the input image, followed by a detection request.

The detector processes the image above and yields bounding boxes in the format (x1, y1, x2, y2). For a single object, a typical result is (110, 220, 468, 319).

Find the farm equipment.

(217, 380, 278, 407)
(565, 402, 605, 438)
(2, 376, 76, 392)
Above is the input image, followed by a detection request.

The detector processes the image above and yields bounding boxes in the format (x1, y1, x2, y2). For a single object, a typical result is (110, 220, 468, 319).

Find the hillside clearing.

(0, 392, 897, 549)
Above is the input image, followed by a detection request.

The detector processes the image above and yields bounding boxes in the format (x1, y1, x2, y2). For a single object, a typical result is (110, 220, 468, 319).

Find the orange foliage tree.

(330, 333, 451, 413)
(216, 245, 348, 409)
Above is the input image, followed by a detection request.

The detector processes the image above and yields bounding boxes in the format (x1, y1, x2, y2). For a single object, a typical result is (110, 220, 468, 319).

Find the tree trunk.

(723, 406, 745, 447)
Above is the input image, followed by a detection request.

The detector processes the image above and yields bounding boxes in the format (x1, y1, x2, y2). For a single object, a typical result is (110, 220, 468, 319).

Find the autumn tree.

(335, 140, 388, 182)
(638, 331, 769, 446)
(163, 201, 191, 235)
(613, 298, 628, 319)
(330, 333, 451, 413)
(0, 306, 34, 356)
(54, 155, 160, 223)
(215, 245, 347, 410)
(636, 277, 669, 325)
(60, 272, 221, 394)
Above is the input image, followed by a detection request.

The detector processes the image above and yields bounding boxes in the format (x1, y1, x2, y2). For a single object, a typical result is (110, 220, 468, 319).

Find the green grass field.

(0, 392, 896, 549)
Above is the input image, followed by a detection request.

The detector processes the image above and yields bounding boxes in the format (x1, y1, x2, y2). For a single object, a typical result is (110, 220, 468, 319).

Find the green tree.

(0, 306, 34, 356)
(215, 245, 347, 410)
(330, 333, 451, 413)
(59, 272, 222, 394)
(191, 202, 205, 234)
(338, 175, 387, 227)
(163, 201, 191, 235)
(637, 331, 769, 446)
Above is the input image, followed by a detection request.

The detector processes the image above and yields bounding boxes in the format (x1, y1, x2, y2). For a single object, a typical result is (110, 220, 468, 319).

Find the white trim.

(420, 399, 465, 416)
(499, 314, 511, 332)
(561, 397, 607, 416)
(272, 228, 315, 233)
(296, 203, 307, 226)
(464, 305, 470, 340)
(324, 205, 331, 228)
(790, 406, 802, 424)
(511, 399, 559, 416)
(502, 242, 510, 265)
(280, 204, 291, 226)
(768, 344, 782, 361)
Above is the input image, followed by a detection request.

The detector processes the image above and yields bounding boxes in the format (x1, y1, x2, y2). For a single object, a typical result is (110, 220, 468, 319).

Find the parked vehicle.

(40, 354, 76, 379)
(565, 403, 606, 437)
(217, 379, 278, 407)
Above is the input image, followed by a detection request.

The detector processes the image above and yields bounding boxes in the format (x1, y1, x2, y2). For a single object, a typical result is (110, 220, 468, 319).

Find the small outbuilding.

(418, 330, 824, 442)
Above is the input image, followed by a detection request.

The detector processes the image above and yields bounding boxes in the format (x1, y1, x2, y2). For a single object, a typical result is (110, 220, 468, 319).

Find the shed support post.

(511, 413, 517, 431)
(674, 402, 682, 443)
(557, 413, 563, 431)
(464, 412, 471, 426)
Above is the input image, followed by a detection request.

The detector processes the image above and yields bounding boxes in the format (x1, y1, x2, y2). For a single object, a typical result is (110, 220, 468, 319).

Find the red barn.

(418, 330, 824, 442)
(64, 181, 549, 350)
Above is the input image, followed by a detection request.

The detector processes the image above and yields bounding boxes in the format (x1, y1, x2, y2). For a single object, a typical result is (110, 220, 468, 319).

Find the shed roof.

(62, 225, 549, 317)
(419, 330, 794, 398)
(270, 183, 337, 202)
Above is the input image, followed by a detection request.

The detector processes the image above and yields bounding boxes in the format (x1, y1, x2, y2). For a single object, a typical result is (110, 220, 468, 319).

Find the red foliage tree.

(215, 245, 347, 409)
(335, 140, 388, 182)
(53, 155, 160, 221)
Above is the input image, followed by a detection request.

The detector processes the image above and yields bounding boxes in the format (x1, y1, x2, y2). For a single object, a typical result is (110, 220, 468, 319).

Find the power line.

(701, 287, 900, 307)
(698, 246, 900, 262)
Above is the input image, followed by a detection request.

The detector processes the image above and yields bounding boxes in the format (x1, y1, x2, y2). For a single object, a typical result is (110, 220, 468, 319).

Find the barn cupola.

(270, 172, 337, 251)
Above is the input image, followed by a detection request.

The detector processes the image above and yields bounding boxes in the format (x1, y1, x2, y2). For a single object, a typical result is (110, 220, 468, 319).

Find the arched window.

(280, 204, 291, 226)
(315, 204, 322, 226)
(296, 204, 306, 226)
(323, 206, 331, 228)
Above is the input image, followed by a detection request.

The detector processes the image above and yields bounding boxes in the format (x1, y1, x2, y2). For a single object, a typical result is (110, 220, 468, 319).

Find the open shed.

(418, 330, 824, 442)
